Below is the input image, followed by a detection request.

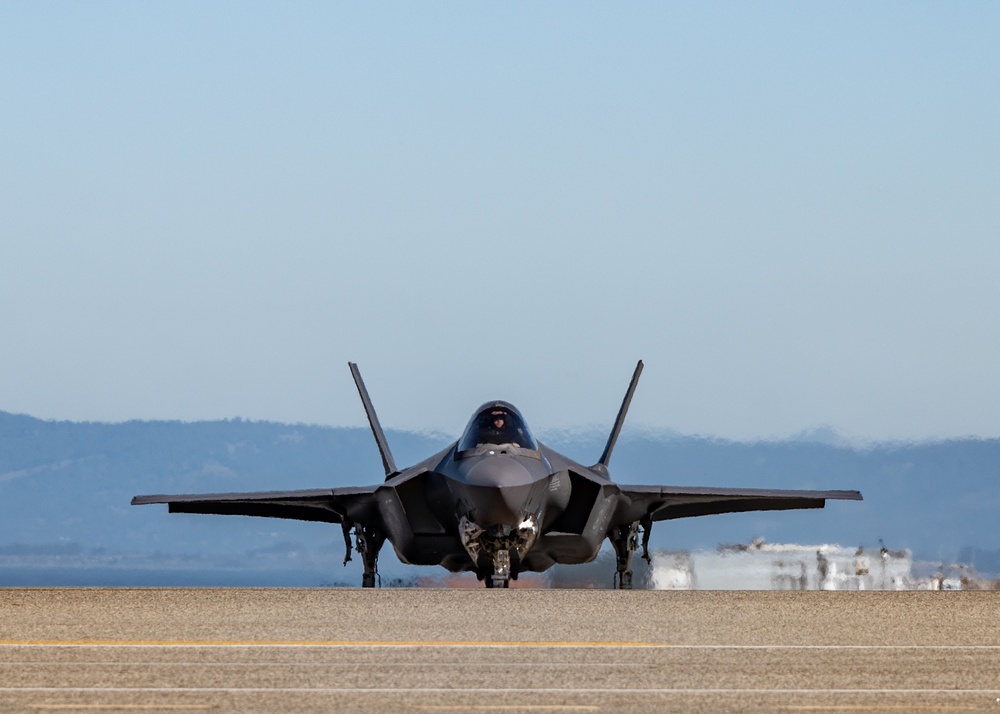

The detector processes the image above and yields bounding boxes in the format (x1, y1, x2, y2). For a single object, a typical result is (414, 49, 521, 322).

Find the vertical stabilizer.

(349, 362, 398, 478)
(597, 360, 644, 470)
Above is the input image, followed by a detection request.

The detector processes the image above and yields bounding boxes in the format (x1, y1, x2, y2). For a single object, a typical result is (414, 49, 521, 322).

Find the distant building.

(545, 539, 1000, 590)
(649, 539, 914, 591)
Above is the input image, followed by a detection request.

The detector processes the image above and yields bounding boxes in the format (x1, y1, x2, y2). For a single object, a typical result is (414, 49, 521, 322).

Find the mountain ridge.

(2, 410, 998, 579)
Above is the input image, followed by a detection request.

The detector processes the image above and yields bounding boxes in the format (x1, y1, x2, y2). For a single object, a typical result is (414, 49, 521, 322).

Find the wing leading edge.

(617, 484, 863, 523)
(131, 486, 380, 525)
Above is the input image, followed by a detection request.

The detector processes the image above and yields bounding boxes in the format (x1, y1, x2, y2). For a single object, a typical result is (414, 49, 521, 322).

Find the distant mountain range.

(2, 410, 999, 584)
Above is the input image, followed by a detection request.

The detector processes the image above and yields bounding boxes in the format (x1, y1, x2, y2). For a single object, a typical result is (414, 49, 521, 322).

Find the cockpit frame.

(456, 401, 539, 456)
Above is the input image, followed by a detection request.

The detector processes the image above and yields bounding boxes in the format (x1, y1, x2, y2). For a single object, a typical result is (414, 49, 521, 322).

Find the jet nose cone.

(452, 451, 550, 526)
(474, 484, 533, 528)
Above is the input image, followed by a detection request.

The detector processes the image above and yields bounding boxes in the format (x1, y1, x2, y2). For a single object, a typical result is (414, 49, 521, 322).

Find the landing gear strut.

(609, 522, 639, 589)
(342, 521, 386, 588)
(609, 517, 652, 590)
(484, 549, 512, 588)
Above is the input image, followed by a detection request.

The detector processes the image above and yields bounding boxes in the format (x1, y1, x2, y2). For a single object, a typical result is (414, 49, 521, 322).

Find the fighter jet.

(133, 361, 862, 588)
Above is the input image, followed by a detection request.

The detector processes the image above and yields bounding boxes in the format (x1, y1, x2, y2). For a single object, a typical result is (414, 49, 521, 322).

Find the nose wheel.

(484, 549, 512, 588)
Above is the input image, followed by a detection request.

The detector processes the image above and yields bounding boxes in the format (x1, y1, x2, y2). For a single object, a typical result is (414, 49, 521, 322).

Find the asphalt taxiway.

(1, 588, 998, 712)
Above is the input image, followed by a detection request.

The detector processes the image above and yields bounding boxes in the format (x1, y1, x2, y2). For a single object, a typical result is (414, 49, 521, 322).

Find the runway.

(1, 589, 998, 712)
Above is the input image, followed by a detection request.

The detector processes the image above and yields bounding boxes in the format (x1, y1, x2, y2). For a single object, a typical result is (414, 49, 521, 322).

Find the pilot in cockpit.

(485, 409, 515, 444)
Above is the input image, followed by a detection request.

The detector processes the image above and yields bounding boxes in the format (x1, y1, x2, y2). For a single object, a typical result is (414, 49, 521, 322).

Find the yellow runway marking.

(0, 639, 653, 648)
(6, 640, 1000, 649)
(30, 707, 213, 711)
(413, 704, 601, 712)
(782, 704, 979, 712)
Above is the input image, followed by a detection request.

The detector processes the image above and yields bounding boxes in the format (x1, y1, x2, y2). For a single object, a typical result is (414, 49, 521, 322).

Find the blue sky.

(2, 2, 998, 441)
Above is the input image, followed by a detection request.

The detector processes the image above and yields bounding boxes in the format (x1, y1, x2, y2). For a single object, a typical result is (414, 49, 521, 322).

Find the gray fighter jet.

(133, 361, 862, 588)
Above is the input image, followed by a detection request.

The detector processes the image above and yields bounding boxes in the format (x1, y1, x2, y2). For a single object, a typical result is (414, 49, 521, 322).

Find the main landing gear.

(342, 521, 385, 588)
(608, 516, 652, 589)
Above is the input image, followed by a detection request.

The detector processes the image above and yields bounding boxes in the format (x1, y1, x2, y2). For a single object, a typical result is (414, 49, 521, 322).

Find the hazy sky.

(2, 3, 998, 442)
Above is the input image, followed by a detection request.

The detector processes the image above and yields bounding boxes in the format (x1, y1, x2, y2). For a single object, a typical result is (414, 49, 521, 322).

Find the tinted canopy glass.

(458, 402, 538, 451)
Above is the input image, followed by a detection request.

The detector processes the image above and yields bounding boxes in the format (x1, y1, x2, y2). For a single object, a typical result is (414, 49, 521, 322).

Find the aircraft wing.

(617, 484, 863, 523)
(131, 486, 380, 525)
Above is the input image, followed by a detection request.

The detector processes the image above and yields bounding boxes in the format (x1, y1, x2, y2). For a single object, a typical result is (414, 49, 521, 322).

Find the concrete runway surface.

(1, 588, 999, 713)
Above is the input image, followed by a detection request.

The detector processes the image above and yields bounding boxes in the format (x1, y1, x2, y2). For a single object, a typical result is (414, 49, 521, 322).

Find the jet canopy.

(458, 401, 538, 452)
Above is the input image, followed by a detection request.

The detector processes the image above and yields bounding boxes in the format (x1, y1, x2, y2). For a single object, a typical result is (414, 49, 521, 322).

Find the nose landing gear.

(460, 514, 538, 588)
(486, 549, 511, 588)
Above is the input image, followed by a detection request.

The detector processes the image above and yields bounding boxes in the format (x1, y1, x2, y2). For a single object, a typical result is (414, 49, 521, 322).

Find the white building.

(650, 539, 914, 591)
